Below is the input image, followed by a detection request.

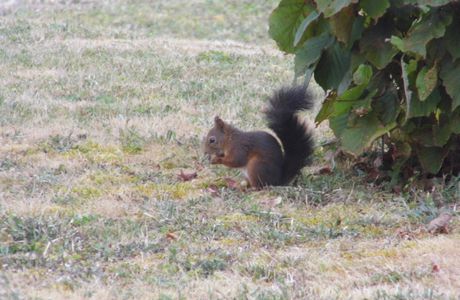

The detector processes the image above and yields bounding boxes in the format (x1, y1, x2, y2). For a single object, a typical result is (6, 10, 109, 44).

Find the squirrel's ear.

(214, 116, 225, 130)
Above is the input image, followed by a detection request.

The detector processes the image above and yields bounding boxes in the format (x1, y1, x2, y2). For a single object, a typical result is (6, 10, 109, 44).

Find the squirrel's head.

(202, 116, 227, 163)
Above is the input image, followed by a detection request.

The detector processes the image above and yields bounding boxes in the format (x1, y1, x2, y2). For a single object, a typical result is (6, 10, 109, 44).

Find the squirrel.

(203, 86, 314, 188)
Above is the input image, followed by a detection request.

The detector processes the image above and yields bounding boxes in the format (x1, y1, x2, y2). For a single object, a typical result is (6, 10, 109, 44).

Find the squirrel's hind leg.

(246, 157, 282, 189)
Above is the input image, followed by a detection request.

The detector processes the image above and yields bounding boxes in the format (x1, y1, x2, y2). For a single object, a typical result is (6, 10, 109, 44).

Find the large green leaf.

(440, 59, 460, 111)
(329, 5, 354, 44)
(372, 89, 401, 125)
(444, 16, 460, 61)
(352, 64, 373, 85)
(399, 0, 452, 7)
(269, 0, 313, 53)
(340, 113, 396, 155)
(349, 16, 365, 48)
(416, 146, 448, 174)
(450, 109, 460, 134)
(315, 93, 337, 124)
(407, 89, 441, 118)
(432, 123, 452, 147)
(360, 19, 399, 69)
(416, 63, 438, 101)
(314, 41, 351, 90)
(294, 33, 334, 77)
(401, 57, 415, 122)
(315, 84, 373, 124)
(360, 0, 390, 20)
(334, 88, 377, 117)
(329, 112, 349, 136)
(390, 9, 452, 58)
(294, 11, 320, 46)
(315, 0, 354, 17)
(411, 119, 451, 147)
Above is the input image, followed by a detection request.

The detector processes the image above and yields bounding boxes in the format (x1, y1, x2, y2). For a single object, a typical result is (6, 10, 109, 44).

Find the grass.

(0, 0, 459, 299)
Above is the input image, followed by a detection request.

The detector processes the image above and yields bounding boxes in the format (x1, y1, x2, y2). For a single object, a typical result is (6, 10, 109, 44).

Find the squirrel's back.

(265, 86, 314, 185)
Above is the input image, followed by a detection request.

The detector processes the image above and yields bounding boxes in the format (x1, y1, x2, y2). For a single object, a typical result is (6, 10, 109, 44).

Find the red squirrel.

(203, 86, 314, 188)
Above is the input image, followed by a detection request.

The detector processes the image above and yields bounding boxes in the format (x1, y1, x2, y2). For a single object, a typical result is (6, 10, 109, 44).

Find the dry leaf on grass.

(224, 177, 240, 190)
(373, 156, 383, 168)
(166, 232, 178, 240)
(427, 212, 452, 234)
(317, 166, 333, 175)
(177, 170, 197, 181)
(395, 226, 425, 240)
(365, 168, 382, 181)
(206, 185, 220, 197)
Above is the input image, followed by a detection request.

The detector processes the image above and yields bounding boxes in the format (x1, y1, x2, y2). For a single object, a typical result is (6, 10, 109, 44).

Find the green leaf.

(416, 146, 447, 174)
(373, 89, 401, 125)
(294, 11, 320, 46)
(294, 33, 334, 77)
(401, 57, 414, 122)
(269, 0, 312, 53)
(360, 0, 390, 20)
(315, 93, 337, 124)
(316, 0, 353, 17)
(408, 88, 441, 118)
(450, 109, 460, 134)
(316, 86, 370, 126)
(360, 19, 399, 69)
(314, 42, 351, 90)
(337, 68, 352, 95)
(432, 123, 451, 147)
(440, 59, 460, 111)
(444, 16, 460, 61)
(329, 5, 355, 44)
(335, 88, 376, 117)
(416, 63, 438, 101)
(352, 64, 373, 85)
(411, 119, 451, 147)
(329, 112, 349, 136)
(340, 113, 397, 155)
(390, 10, 452, 58)
(338, 85, 367, 101)
(349, 16, 365, 48)
(399, 0, 452, 7)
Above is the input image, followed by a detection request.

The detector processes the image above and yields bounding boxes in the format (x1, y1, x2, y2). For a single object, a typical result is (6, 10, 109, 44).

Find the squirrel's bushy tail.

(265, 86, 314, 185)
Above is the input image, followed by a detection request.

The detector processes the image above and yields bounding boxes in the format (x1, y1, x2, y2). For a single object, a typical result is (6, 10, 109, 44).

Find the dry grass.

(1, 1, 459, 299)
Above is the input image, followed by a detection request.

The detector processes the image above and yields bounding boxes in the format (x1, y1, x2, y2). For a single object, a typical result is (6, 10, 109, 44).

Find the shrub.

(269, 0, 460, 180)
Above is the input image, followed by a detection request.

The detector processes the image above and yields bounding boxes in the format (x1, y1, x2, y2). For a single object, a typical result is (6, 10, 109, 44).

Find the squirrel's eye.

(209, 136, 216, 144)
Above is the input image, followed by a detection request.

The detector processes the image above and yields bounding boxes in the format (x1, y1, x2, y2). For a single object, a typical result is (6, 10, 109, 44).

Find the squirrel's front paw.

(210, 155, 223, 164)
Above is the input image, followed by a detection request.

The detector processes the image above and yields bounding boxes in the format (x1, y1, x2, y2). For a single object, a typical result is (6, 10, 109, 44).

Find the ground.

(0, 1, 459, 299)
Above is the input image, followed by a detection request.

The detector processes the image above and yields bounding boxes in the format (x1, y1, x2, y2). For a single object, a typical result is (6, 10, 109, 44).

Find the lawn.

(0, 1, 459, 299)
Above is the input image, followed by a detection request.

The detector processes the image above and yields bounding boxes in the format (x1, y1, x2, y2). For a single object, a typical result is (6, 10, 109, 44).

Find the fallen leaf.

(427, 212, 452, 234)
(366, 168, 381, 181)
(373, 156, 383, 168)
(392, 185, 402, 194)
(318, 166, 333, 175)
(177, 170, 197, 181)
(395, 225, 425, 240)
(225, 177, 240, 189)
(395, 227, 416, 240)
(166, 232, 178, 240)
(207, 185, 220, 197)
